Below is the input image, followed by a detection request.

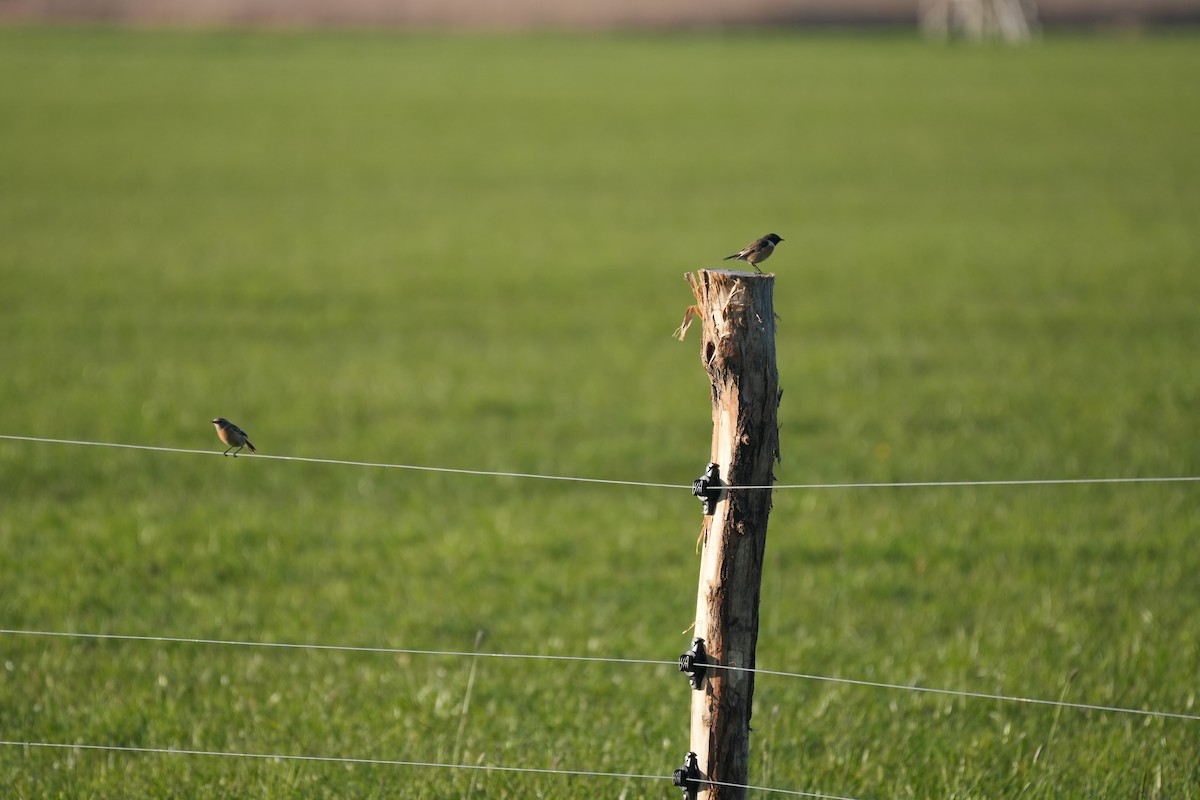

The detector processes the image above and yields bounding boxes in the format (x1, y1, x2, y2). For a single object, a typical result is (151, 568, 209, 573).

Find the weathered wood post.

(678, 269, 780, 799)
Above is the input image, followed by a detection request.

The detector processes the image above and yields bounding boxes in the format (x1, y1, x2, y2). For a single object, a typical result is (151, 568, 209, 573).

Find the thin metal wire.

(0, 435, 689, 490)
(5, 628, 1197, 723)
(0, 628, 674, 670)
(0, 740, 669, 784)
(752, 475, 1200, 490)
(0, 740, 865, 799)
(4, 433, 1199, 491)
(706, 663, 1200, 722)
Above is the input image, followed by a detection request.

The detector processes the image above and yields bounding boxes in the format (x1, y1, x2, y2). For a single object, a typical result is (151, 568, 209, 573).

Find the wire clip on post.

(673, 751, 702, 800)
(679, 637, 709, 690)
(692, 462, 722, 516)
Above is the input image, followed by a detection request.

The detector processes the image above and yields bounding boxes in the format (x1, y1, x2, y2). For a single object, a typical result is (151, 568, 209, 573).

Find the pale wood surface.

(686, 269, 780, 800)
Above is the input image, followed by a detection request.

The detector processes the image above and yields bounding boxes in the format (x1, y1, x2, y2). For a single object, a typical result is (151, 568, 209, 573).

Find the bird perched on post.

(723, 233, 784, 272)
(211, 418, 256, 457)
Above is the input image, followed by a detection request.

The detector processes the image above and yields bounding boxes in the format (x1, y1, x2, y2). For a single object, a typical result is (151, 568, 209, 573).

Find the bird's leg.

(223, 445, 232, 456)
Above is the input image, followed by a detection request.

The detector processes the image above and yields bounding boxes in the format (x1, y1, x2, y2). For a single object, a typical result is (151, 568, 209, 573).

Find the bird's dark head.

(211, 418, 227, 427)
(766, 233, 783, 244)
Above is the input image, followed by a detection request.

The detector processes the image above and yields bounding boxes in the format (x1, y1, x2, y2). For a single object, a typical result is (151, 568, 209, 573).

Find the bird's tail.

(246, 441, 257, 454)
(723, 253, 738, 260)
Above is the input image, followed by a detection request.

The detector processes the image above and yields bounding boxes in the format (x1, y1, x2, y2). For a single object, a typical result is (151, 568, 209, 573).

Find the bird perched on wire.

(723, 233, 784, 272)
(211, 417, 256, 457)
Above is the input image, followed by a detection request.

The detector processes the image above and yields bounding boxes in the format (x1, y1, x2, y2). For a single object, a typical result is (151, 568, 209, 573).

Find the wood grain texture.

(686, 269, 780, 799)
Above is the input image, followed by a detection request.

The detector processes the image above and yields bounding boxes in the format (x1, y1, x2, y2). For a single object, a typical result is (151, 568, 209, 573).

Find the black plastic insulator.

(678, 637, 708, 690)
(672, 751, 702, 800)
(692, 462, 722, 516)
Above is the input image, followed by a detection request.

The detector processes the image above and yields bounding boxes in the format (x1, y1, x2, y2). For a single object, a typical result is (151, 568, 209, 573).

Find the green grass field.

(2, 25, 1199, 798)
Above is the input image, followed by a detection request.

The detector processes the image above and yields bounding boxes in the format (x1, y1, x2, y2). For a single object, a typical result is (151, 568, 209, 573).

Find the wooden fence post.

(682, 269, 780, 799)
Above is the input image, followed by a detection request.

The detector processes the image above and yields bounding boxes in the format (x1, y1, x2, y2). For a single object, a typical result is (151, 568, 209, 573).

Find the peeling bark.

(685, 269, 780, 799)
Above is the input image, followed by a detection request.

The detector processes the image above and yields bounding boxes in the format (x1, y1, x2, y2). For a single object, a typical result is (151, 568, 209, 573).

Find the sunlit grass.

(1, 26, 1199, 798)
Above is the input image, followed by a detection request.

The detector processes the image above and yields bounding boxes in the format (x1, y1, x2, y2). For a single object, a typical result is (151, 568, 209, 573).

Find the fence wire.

(0, 740, 864, 800)
(4, 433, 1198, 796)
(4, 434, 1199, 491)
(4, 628, 1197, 722)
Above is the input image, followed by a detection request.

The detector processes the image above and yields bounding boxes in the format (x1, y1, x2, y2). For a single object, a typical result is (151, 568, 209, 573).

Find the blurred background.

(3, 0, 1200, 29)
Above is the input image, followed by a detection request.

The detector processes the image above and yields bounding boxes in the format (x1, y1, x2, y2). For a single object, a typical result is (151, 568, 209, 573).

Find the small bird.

(211, 417, 257, 457)
(723, 233, 784, 272)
